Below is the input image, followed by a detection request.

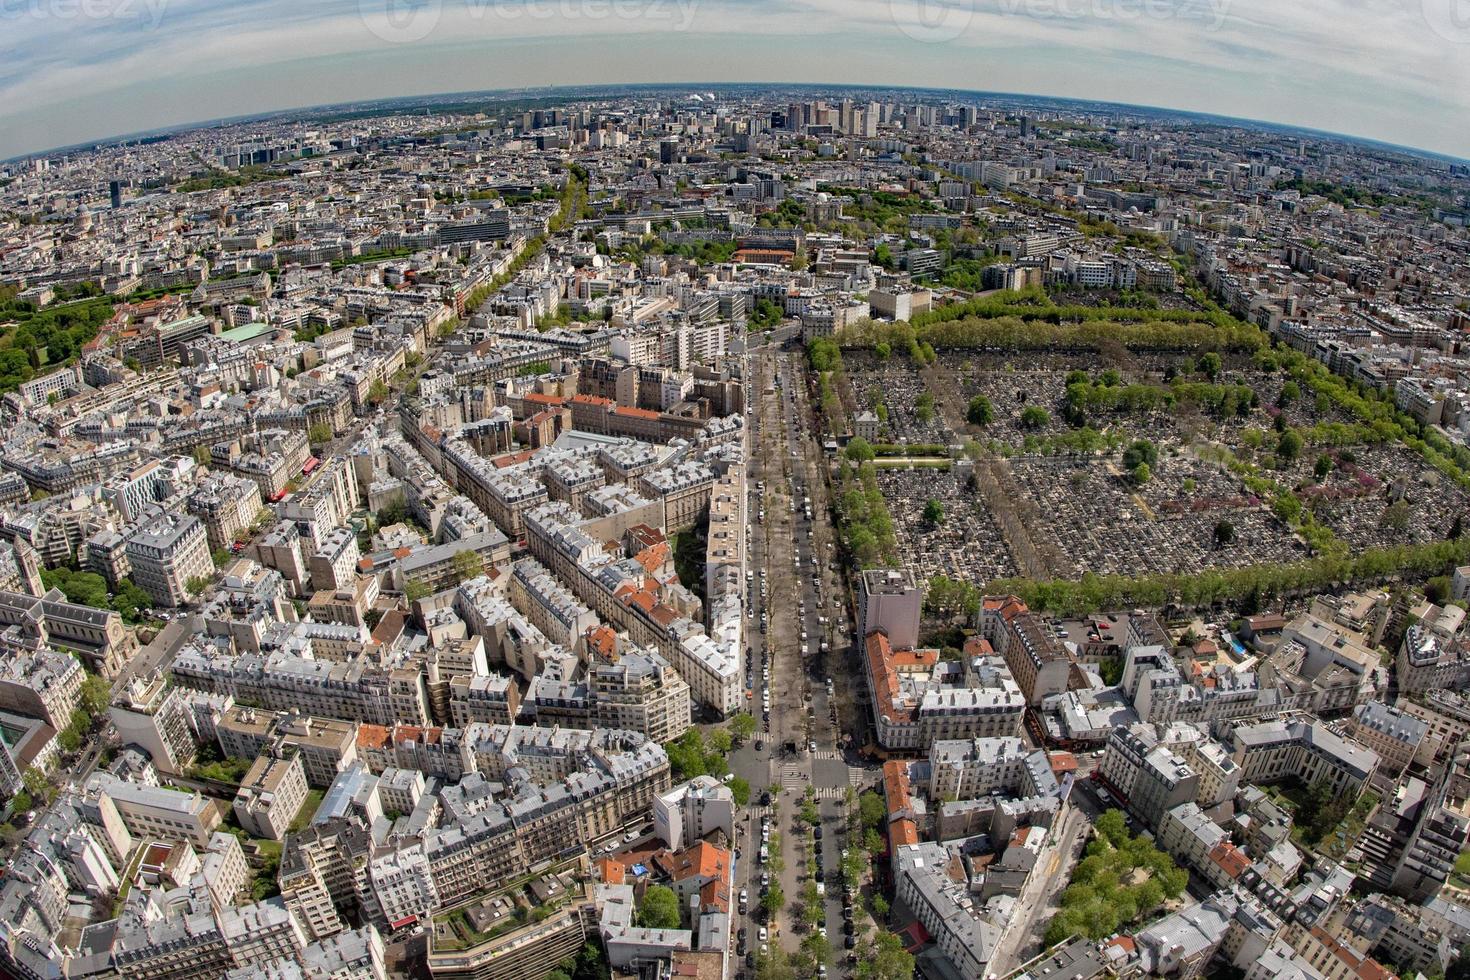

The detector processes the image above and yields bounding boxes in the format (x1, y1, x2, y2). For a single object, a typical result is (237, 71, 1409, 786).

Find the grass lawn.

(289, 789, 325, 834)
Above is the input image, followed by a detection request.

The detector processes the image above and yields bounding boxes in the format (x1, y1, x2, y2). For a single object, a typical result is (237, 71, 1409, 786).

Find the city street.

(727, 333, 877, 976)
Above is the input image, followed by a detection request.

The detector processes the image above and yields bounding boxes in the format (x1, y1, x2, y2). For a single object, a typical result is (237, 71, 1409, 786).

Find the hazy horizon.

(3, 0, 1469, 162)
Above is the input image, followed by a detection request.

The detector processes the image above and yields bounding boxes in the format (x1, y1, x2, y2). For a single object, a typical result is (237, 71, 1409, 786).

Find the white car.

(759, 927, 768, 943)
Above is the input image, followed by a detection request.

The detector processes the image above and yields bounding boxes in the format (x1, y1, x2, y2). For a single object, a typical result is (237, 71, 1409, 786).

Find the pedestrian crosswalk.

(847, 767, 870, 789)
(810, 749, 843, 761)
(779, 763, 806, 789)
(813, 787, 847, 800)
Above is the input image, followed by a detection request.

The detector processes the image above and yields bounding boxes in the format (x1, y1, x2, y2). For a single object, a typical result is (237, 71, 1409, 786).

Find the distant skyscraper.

(109, 180, 121, 209)
(1020, 116, 1032, 137)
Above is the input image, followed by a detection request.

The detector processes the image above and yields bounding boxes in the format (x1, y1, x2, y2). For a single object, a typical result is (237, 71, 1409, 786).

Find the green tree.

(1448, 947, 1470, 980)
(1121, 439, 1157, 472)
(729, 776, 751, 807)
(21, 766, 50, 806)
(1315, 454, 1334, 479)
(664, 730, 712, 780)
(451, 550, 484, 583)
(922, 499, 944, 526)
(1278, 428, 1303, 462)
(707, 728, 733, 756)
(756, 946, 796, 980)
(802, 932, 833, 967)
(1197, 352, 1222, 380)
(637, 885, 682, 929)
(761, 882, 785, 915)
(869, 893, 889, 921)
(1214, 520, 1236, 548)
(1130, 462, 1152, 486)
(306, 422, 333, 446)
(845, 438, 875, 463)
(79, 674, 111, 719)
(1020, 406, 1050, 429)
(856, 933, 915, 980)
(1095, 809, 1128, 846)
(111, 578, 152, 623)
(966, 394, 994, 427)
(730, 713, 757, 744)
(858, 791, 885, 829)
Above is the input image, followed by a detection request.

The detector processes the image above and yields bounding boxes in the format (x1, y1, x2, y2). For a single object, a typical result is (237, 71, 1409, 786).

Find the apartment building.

(859, 569, 922, 652)
(590, 648, 692, 744)
(1098, 726, 1201, 830)
(125, 513, 212, 608)
(1229, 718, 1380, 797)
(109, 673, 198, 776)
(234, 748, 311, 840)
(185, 472, 263, 551)
(653, 775, 736, 852)
(981, 596, 1072, 707)
(0, 646, 83, 729)
(928, 736, 1058, 803)
(893, 841, 998, 980)
(1347, 700, 1433, 780)
(85, 772, 222, 847)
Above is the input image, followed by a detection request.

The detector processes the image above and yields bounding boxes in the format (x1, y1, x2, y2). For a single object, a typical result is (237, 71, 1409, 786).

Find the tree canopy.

(636, 885, 682, 930)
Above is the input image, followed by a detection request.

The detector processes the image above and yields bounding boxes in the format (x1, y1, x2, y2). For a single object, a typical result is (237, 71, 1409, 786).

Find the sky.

(2, 0, 1469, 161)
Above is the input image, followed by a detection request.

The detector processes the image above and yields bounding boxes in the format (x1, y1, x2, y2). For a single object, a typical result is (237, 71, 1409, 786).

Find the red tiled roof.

(1208, 840, 1251, 880)
(358, 724, 390, 749)
(595, 857, 626, 885)
(613, 406, 660, 420)
(882, 760, 912, 817)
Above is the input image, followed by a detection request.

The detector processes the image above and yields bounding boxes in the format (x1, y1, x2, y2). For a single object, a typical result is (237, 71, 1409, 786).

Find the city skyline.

(3, 0, 1470, 161)
(3, 71, 1470, 980)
